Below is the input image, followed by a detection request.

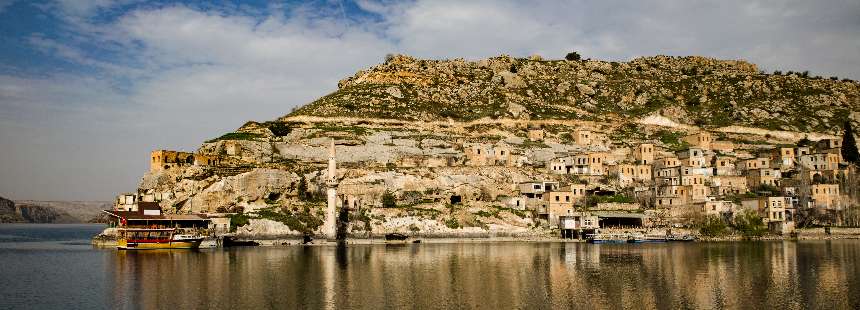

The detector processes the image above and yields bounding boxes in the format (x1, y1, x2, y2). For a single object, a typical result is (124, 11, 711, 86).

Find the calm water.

(0, 224, 859, 309)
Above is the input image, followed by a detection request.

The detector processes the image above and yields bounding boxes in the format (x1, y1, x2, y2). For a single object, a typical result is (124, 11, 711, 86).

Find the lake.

(0, 224, 858, 309)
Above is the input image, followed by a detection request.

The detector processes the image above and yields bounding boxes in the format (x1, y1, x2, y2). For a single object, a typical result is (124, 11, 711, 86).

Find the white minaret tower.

(323, 138, 338, 240)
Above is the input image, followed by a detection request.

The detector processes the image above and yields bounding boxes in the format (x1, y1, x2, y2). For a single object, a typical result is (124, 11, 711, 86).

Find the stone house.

(569, 152, 607, 176)
(746, 168, 782, 187)
(710, 140, 736, 153)
(769, 147, 796, 169)
(815, 138, 842, 152)
(677, 148, 708, 167)
(742, 157, 771, 171)
(527, 129, 545, 141)
(655, 156, 681, 169)
(742, 196, 786, 222)
(150, 150, 195, 172)
(519, 181, 559, 211)
(655, 167, 681, 186)
(711, 176, 748, 195)
(807, 184, 842, 210)
(701, 200, 735, 217)
(544, 190, 579, 226)
(799, 153, 839, 171)
(611, 164, 652, 186)
(573, 129, 607, 146)
(712, 155, 738, 175)
(682, 132, 714, 150)
(633, 143, 655, 165)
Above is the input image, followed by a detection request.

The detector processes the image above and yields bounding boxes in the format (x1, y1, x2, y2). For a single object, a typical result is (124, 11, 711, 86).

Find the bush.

(227, 213, 251, 232)
(733, 210, 767, 237)
(698, 215, 727, 237)
(382, 190, 396, 208)
(565, 52, 581, 61)
(444, 218, 461, 229)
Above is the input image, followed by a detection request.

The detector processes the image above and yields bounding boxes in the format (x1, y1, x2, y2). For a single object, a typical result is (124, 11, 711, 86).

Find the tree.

(297, 175, 309, 201)
(842, 121, 859, 165)
(382, 190, 396, 208)
(565, 52, 581, 61)
(732, 209, 767, 237)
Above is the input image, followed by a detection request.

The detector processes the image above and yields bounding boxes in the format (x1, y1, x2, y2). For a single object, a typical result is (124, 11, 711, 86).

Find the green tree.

(698, 215, 727, 237)
(297, 175, 308, 201)
(733, 209, 767, 237)
(565, 52, 581, 61)
(382, 190, 396, 208)
(842, 121, 859, 164)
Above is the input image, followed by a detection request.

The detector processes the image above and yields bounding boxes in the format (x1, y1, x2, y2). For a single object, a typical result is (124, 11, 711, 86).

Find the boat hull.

(117, 239, 203, 250)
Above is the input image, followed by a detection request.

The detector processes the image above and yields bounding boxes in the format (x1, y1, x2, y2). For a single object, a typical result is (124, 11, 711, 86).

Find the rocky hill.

(291, 54, 859, 134)
(130, 54, 860, 239)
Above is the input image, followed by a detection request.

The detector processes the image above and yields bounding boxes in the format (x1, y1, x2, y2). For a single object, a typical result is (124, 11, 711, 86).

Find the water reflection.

(104, 241, 860, 309)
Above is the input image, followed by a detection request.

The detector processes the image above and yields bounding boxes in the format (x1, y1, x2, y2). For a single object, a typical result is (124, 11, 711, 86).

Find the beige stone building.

(683, 132, 714, 150)
(633, 143, 655, 165)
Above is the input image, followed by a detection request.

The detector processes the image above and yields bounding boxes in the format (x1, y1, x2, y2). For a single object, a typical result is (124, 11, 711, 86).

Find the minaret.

(323, 138, 338, 240)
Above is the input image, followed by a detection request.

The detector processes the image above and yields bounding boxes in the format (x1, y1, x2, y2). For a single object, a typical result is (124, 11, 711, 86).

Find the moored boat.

(586, 233, 628, 244)
(117, 228, 204, 250)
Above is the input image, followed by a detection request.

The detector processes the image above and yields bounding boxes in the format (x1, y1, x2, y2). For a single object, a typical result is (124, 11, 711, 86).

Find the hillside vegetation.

(289, 54, 859, 134)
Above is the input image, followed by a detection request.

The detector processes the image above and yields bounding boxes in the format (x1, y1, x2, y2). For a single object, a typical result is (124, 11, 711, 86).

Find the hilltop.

(290, 54, 859, 134)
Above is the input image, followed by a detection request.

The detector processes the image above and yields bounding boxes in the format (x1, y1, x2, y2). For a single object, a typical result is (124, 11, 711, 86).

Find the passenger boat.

(116, 228, 204, 250)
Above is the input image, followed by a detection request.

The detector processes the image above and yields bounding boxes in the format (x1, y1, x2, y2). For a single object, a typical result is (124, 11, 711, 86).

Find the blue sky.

(1, 0, 859, 201)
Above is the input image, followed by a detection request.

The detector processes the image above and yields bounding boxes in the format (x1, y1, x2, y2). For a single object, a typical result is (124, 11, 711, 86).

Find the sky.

(1, 0, 859, 201)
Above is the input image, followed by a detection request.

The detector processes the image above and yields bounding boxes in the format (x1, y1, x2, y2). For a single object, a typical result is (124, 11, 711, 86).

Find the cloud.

(2, 0, 860, 200)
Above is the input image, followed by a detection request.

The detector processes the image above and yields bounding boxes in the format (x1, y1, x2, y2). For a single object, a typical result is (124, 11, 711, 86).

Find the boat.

(222, 235, 260, 247)
(385, 233, 409, 241)
(116, 228, 204, 250)
(667, 234, 696, 242)
(626, 233, 645, 243)
(586, 233, 628, 244)
(642, 234, 668, 243)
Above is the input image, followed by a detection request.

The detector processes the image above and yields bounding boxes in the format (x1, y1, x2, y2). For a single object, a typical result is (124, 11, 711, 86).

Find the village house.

(806, 184, 842, 210)
(519, 181, 559, 211)
(682, 132, 714, 150)
(710, 140, 736, 153)
(769, 147, 796, 169)
(742, 196, 786, 222)
(655, 156, 681, 169)
(611, 164, 652, 186)
(633, 143, 655, 165)
(815, 138, 842, 152)
(700, 200, 735, 217)
(799, 153, 840, 171)
(711, 175, 748, 195)
(746, 168, 782, 188)
(742, 157, 771, 171)
(712, 155, 739, 175)
(677, 148, 708, 168)
(544, 189, 579, 226)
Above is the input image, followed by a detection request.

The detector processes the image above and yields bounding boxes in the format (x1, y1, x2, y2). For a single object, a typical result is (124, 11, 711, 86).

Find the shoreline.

(91, 228, 860, 248)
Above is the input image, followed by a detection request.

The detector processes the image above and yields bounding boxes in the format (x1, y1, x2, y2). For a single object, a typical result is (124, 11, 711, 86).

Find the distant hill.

(0, 196, 111, 223)
(14, 200, 111, 223)
(288, 54, 858, 134)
